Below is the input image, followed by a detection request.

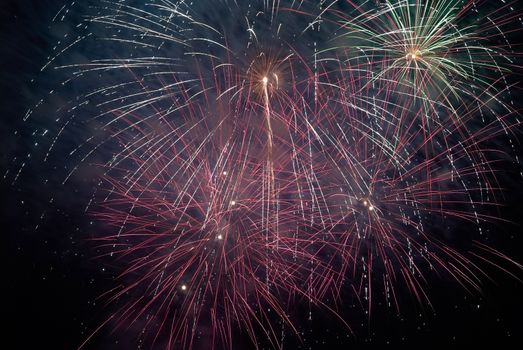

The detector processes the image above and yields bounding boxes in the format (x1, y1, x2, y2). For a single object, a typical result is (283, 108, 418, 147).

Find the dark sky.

(3, 1, 523, 349)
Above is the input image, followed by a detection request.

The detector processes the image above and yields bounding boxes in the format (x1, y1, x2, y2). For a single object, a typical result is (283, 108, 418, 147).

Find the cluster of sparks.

(14, 0, 523, 349)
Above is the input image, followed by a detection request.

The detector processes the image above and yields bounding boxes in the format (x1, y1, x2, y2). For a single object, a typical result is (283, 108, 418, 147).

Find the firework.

(92, 114, 307, 349)
(62, 2, 337, 348)
(325, 0, 518, 125)
(10, 0, 523, 349)
(311, 81, 511, 313)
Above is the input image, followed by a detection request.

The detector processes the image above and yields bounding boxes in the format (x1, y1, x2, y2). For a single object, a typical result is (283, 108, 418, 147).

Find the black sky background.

(2, 1, 523, 349)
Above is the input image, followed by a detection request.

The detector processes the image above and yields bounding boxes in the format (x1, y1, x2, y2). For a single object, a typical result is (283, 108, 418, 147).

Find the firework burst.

(326, 0, 519, 119)
(10, 0, 523, 349)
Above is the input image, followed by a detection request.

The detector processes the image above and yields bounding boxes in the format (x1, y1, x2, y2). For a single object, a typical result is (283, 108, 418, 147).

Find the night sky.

(3, 1, 523, 349)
